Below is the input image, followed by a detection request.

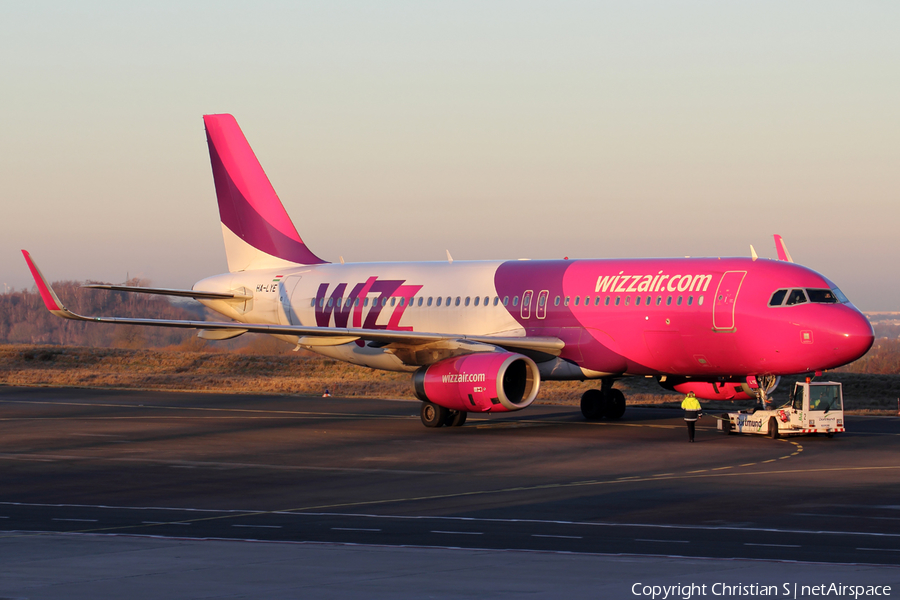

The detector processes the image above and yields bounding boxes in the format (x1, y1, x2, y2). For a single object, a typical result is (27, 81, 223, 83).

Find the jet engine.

(413, 352, 541, 413)
(659, 377, 779, 401)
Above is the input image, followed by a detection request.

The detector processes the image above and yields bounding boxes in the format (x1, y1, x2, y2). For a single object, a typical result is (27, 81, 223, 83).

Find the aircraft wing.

(81, 284, 253, 301)
(22, 251, 564, 357)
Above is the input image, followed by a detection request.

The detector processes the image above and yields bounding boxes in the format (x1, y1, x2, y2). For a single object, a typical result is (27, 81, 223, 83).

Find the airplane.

(22, 114, 875, 428)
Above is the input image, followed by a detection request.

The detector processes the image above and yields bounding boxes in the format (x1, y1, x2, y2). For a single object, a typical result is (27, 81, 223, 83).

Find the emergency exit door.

(712, 271, 746, 330)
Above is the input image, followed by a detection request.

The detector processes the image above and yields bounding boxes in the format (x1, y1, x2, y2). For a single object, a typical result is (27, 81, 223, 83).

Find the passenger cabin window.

(574, 296, 580, 306)
(455, 297, 461, 306)
(554, 296, 560, 306)
(484, 296, 489, 306)
(427, 297, 433, 307)
(635, 296, 641, 306)
(436, 297, 442, 307)
(564, 297, 570, 306)
(512, 296, 519, 307)
(769, 289, 788, 306)
(465, 297, 471, 306)
(785, 289, 808, 306)
(418, 297, 423, 307)
(806, 289, 838, 304)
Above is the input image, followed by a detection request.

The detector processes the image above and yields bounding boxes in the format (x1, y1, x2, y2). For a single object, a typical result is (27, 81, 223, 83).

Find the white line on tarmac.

(7, 501, 900, 539)
(142, 521, 191, 525)
(636, 539, 690, 544)
(331, 527, 381, 532)
(856, 547, 900, 552)
(232, 524, 282, 529)
(744, 543, 800, 548)
(431, 530, 483, 535)
(51, 518, 98, 522)
(532, 534, 582, 539)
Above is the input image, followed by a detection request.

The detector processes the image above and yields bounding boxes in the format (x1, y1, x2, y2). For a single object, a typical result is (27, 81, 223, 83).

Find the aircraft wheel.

(421, 402, 448, 428)
(768, 417, 780, 439)
(722, 419, 732, 435)
(604, 389, 626, 420)
(580, 389, 606, 421)
(448, 411, 468, 427)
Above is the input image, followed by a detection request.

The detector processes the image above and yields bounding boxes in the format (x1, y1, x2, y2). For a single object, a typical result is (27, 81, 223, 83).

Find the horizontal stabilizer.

(82, 284, 252, 301)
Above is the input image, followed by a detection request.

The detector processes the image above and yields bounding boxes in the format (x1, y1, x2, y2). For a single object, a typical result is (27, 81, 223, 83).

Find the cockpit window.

(769, 289, 788, 306)
(806, 289, 838, 304)
(785, 289, 808, 306)
(831, 287, 849, 304)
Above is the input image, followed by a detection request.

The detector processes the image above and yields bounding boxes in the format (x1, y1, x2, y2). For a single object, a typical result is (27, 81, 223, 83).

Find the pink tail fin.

(203, 114, 326, 271)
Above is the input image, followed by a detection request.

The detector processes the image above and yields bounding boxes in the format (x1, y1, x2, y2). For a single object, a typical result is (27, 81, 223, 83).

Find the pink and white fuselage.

(195, 256, 872, 381)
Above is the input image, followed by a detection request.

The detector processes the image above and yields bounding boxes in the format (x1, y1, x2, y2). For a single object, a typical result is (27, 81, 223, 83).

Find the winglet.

(21, 251, 82, 320)
(773, 235, 794, 263)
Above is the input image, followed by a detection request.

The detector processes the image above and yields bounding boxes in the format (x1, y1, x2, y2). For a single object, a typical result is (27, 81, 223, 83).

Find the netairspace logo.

(631, 582, 892, 599)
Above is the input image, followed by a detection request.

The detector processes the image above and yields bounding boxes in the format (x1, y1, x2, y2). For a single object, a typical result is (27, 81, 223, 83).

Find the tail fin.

(203, 114, 327, 272)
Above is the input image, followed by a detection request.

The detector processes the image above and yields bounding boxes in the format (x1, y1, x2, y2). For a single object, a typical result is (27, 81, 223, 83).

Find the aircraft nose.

(834, 307, 875, 364)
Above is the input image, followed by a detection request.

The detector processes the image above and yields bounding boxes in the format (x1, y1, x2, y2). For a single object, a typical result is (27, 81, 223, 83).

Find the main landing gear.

(420, 401, 468, 428)
(580, 383, 626, 421)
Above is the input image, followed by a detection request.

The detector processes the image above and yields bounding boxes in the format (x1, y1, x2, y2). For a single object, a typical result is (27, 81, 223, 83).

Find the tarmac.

(2, 386, 899, 598)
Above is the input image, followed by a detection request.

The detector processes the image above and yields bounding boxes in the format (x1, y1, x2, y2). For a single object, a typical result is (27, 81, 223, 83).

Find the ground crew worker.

(681, 391, 702, 442)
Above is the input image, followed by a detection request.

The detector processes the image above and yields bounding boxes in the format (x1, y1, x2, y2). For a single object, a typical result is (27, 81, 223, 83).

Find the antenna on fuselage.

(446, 250, 453, 264)
(750, 245, 758, 261)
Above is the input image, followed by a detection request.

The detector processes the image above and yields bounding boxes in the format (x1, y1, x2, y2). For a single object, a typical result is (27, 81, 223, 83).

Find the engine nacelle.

(660, 377, 779, 401)
(413, 352, 541, 413)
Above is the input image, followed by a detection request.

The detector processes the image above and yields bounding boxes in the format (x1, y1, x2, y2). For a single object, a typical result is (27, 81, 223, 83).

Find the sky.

(2, 1, 898, 309)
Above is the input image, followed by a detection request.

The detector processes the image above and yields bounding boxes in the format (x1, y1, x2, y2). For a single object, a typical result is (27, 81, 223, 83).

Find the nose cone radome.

(831, 307, 875, 366)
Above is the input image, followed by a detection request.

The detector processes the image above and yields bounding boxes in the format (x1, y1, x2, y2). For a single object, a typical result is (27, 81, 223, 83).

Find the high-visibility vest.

(681, 396, 701, 421)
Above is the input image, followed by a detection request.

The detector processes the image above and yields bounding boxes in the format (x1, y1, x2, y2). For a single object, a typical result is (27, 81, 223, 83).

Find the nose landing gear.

(580, 381, 626, 421)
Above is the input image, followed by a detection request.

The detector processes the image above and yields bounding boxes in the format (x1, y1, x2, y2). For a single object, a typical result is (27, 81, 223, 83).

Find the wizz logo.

(315, 277, 423, 331)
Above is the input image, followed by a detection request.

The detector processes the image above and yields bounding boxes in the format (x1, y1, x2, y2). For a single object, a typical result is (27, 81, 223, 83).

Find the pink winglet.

(21, 250, 63, 311)
(773, 235, 794, 263)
